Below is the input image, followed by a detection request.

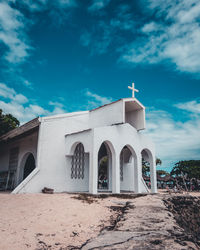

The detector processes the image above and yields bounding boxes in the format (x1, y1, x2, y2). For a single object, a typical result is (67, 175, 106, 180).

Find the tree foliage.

(142, 160, 150, 175)
(171, 160, 200, 179)
(156, 169, 169, 176)
(156, 158, 162, 166)
(0, 109, 20, 136)
(142, 157, 162, 176)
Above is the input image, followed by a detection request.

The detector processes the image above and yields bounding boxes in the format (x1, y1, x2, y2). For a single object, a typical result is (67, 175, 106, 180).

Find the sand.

(0, 191, 199, 249)
(0, 193, 119, 250)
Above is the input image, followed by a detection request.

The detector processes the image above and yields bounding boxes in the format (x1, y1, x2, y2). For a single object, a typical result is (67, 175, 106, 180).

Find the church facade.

(0, 97, 157, 194)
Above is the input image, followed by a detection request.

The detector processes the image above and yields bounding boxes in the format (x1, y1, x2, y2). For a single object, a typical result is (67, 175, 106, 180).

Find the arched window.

(71, 143, 85, 179)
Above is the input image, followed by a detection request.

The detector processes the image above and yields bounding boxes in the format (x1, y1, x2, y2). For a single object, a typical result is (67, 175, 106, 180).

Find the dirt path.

(81, 194, 199, 250)
(0, 192, 199, 250)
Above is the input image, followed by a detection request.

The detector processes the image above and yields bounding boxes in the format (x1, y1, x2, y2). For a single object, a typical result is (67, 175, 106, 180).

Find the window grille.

(71, 143, 85, 179)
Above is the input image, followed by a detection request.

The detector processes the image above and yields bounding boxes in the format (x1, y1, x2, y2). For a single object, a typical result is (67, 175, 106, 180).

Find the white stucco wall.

(120, 161, 135, 192)
(10, 98, 157, 194)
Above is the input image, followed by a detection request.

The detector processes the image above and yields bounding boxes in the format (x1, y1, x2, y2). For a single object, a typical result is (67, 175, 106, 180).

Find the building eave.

(0, 117, 40, 143)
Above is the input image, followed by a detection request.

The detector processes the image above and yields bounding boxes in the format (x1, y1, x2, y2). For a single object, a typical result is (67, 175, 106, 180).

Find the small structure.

(0, 87, 157, 194)
(157, 175, 175, 189)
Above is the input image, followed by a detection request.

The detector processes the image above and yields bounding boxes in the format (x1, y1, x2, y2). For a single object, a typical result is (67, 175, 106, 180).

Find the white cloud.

(0, 83, 67, 123)
(88, 0, 110, 12)
(141, 22, 161, 33)
(145, 101, 200, 171)
(84, 89, 113, 109)
(0, 83, 16, 99)
(0, 0, 77, 65)
(0, 2, 31, 63)
(0, 83, 28, 103)
(49, 101, 64, 108)
(121, 0, 200, 75)
(14, 94, 28, 104)
(48, 100, 66, 114)
(174, 100, 200, 114)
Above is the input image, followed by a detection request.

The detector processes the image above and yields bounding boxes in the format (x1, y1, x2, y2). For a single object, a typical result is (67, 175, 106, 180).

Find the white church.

(0, 84, 157, 194)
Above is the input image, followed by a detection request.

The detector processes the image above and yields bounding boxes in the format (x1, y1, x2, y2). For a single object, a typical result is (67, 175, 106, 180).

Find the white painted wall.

(125, 109, 145, 131)
(120, 161, 135, 191)
(89, 100, 124, 127)
(65, 153, 89, 192)
(9, 98, 157, 194)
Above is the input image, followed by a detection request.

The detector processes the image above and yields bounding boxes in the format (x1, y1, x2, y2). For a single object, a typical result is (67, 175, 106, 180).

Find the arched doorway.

(98, 142, 112, 191)
(120, 145, 137, 192)
(23, 153, 35, 180)
(17, 153, 36, 186)
(141, 149, 154, 191)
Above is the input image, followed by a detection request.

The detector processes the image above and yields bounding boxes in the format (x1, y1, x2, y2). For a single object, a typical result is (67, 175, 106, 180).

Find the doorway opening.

(98, 142, 112, 191)
(23, 153, 35, 180)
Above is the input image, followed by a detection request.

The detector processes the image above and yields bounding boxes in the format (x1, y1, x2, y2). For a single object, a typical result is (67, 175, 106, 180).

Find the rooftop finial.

(128, 82, 139, 98)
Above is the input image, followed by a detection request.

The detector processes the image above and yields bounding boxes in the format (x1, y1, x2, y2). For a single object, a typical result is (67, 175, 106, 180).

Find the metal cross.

(128, 82, 139, 98)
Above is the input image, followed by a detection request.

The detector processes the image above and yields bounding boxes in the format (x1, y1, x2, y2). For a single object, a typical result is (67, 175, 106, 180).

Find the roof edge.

(0, 117, 40, 142)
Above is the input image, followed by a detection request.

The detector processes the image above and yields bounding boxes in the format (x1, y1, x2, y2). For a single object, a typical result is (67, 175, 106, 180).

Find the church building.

(0, 85, 157, 194)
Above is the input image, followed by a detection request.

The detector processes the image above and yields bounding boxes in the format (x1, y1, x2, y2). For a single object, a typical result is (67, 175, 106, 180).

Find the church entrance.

(23, 153, 35, 180)
(98, 142, 112, 191)
(17, 153, 36, 186)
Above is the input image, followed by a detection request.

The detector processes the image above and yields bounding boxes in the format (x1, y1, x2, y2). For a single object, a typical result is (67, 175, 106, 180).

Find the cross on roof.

(128, 82, 139, 98)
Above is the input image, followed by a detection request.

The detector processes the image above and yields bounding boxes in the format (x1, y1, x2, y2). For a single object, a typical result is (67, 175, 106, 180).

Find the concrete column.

(89, 151, 98, 194)
(150, 156, 157, 193)
(89, 135, 98, 194)
(112, 153, 120, 193)
(135, 153, 142, 193)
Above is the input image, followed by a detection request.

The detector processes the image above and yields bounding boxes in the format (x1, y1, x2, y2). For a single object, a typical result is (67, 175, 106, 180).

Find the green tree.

(0, 109, 20, 136)
(156, 170, 169, 177)
(142, 159, 150, 176)
(156, 158, 162, 166)
(171, 160, 200, 179)
(142, 157, 162, 176)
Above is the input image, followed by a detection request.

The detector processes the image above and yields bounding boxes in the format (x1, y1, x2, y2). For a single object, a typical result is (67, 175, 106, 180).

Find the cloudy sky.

(0, 0, 200, 171)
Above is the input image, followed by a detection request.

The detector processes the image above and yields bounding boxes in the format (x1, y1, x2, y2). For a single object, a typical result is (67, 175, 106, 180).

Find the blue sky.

(0, 0, 200, 171)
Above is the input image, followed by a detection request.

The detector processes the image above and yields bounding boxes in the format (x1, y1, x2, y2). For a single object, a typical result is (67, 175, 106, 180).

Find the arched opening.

(23, 153, 35, 180)
(141, 149, 153, 191)
(98, 142, 112, 191)
(17, 152, 36, 186)
(120, 145, 137, 192)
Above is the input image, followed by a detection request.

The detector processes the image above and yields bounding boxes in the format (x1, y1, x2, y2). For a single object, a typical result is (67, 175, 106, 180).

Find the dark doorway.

(98, 143, 110, 190)
(23, 154, 35, 180)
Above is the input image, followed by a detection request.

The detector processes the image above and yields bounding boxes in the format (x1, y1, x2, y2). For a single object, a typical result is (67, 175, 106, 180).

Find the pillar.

(135, 153, 142, 193)
(112, 152, 120, 193)
(89, 150, 98, 194)
(150, 156, 157, 193)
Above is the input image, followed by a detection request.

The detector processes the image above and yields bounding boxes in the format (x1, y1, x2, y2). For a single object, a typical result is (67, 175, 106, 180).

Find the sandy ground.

(0, 193, 121, 250)
(0, 191, 199, 250)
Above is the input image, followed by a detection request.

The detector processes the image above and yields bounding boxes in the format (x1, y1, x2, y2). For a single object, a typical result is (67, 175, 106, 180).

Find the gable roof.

(0, 117, 40, 143)
(0, 97, 145, 142)
(90, 97, 144, 112)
